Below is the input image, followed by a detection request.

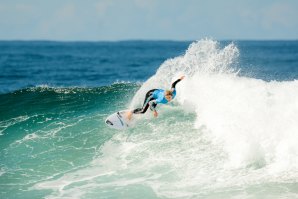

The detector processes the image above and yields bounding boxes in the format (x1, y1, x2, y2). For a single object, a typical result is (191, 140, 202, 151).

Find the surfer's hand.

(180, 75, 185, 80)
(153, 111, 158, 117)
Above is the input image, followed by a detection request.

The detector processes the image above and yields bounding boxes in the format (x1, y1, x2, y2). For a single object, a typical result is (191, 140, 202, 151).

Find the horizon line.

(0, 38, 297, 43)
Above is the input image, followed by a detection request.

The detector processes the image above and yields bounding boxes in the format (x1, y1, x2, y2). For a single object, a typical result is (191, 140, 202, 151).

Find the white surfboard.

(105, 110, 133, 130)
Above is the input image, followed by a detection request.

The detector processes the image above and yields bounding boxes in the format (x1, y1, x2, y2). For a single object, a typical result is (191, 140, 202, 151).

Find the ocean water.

(1, 39, 298, 199)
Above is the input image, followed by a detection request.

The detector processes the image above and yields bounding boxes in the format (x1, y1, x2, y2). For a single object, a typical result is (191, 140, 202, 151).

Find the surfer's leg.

(127, 89, 157, 120)
(142, 89, 157, 106)
(133, 102, 150, 114)
(127, 105, 149, 120)
(127, 105, 148, 120)
(126, 111, 133, 120)
(132, 108, 143, 114)
(133, 89, 156, 114)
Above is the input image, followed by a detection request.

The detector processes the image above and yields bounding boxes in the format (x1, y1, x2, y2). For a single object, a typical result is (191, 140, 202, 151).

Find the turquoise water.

(0, 84, 140, 198)
(1, 39, 298, 198)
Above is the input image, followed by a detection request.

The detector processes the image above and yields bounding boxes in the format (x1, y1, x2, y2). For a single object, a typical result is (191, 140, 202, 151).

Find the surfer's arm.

(171, 76, 185, 91)
(153, 110, 158, 117)
(148, 100, 157, 111)
(149, 100, 158, 117)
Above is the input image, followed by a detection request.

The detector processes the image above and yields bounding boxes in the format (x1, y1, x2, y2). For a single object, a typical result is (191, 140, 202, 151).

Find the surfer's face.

(165, 94, 172, 101)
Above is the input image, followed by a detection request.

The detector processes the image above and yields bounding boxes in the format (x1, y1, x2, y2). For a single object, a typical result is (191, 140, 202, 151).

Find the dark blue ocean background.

(1, 40, 298, 199)
(1, 40, 297, 93)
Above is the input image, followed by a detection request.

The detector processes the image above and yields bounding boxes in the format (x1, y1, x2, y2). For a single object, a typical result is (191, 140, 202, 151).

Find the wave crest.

(131, 39, 298, 172)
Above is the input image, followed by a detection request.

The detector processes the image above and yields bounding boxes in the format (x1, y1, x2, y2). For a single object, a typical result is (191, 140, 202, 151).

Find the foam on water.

(127, 39, 298, 197)
(9, 39, 298, 198)
(131, 39, 298, 172)
(183, 74, 298, 171)
(0, 116, 30, 136)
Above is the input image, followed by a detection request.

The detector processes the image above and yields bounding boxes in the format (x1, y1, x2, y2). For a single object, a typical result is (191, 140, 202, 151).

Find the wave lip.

(131, 39, 298, 173)
(129, 39, 239, 108)
(2, 39, 298, 199)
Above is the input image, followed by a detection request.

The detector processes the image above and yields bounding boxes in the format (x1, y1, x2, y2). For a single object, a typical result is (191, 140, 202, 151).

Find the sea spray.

(2, 40, 298, 199)
(130, 39, 239, 108)
(131, 39, 298, 172)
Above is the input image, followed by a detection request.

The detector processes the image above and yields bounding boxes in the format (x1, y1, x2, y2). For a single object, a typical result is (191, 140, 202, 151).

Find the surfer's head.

(165, 90, 173, 101)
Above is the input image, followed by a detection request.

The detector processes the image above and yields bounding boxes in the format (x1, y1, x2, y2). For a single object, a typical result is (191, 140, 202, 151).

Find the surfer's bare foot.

(126, 111, 133, 120)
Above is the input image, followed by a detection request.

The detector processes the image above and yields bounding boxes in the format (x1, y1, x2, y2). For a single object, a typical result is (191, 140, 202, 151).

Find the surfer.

(127, 76, 185, 120)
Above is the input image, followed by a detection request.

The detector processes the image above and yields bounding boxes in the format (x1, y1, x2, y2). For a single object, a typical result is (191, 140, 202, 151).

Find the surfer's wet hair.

(165, 90, 173, 96)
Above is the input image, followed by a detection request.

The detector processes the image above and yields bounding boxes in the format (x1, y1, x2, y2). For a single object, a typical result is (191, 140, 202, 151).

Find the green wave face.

(2, 39, 298, 199)
(0, 83, 140, 198)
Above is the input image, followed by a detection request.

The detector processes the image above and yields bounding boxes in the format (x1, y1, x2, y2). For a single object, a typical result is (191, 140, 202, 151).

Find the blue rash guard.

(132, 78, 181, 114)
(152, 89, 177, 104)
